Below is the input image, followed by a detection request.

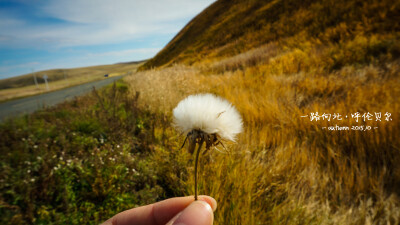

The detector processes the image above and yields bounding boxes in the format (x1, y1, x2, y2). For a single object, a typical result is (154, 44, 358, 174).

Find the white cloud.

(0, 0, 215, 78)
(0, 0, 215, 48)
(43, 0, 211, 24)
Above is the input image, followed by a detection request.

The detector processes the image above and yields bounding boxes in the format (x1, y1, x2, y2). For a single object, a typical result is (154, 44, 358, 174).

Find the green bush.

(0, 81, 186, 224)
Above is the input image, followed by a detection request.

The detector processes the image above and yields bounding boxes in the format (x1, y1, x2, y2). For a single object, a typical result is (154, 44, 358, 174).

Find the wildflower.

(173, 93, 243, 200)
(173, 93, 243, 142)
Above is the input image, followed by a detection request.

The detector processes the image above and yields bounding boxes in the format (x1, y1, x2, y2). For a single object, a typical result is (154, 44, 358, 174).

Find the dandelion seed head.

(173, 93, 243, 141)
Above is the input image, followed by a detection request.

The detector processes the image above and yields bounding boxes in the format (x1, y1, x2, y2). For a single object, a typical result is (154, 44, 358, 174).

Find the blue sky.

(0, 0, 215, 79)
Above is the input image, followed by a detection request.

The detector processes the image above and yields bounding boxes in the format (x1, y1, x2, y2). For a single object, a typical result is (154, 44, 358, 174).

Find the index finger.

(101, 195, 217, 225)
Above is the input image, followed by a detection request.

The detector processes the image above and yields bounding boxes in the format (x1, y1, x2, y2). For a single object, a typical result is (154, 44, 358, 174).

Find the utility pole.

(32, 69, 39, 89)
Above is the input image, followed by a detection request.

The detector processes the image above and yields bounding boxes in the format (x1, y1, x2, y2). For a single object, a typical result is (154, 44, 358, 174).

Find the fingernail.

(167, 201, 214, 225)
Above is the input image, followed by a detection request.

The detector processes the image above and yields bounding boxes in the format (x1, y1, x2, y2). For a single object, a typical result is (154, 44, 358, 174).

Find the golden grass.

(199, 39, 400, 223)
(124, 65, 208, 112)
(125, 52, 400, 224)
(125, 1, 400, 222)
(142, 0, 400, 70)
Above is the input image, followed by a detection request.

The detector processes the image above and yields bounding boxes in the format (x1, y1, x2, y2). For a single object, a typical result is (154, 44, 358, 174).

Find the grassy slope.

(135, 0, 400, 224)
(142, 0, 400, 69)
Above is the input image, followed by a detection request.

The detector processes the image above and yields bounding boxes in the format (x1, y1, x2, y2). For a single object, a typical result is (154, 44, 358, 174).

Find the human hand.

(101, 195, 217, 225)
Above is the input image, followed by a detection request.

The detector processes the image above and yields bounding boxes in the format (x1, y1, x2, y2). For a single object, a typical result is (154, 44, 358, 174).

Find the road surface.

(0, 76, 123, 122)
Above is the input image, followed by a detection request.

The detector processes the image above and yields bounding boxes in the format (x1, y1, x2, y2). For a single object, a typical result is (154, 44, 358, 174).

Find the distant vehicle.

(104, 74, 109, 77)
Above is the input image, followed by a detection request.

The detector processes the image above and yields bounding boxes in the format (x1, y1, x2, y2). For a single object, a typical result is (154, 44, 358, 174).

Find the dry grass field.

(0, 62, 142, 102)
(134, 1, 400, 222)
(127, 1, 400, 222)
(125, 58, 400, 224)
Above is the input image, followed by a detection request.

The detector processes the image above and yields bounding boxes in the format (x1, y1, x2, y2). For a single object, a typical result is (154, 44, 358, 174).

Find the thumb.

(166, 200, 214, 225)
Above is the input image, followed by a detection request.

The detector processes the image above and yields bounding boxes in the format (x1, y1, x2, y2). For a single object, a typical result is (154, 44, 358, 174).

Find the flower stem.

(194, 138, 204, 201)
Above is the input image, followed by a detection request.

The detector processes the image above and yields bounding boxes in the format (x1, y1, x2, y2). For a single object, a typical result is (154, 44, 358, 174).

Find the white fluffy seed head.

(173, 93, 243, 141)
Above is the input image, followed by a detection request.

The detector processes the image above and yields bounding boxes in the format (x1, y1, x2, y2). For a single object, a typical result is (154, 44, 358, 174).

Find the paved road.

(0, 76, 123, 122)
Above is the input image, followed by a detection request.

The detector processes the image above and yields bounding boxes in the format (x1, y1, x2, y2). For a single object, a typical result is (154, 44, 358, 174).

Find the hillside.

(141, 0, 400, 69)
(0, 62, 143, 90)
(133, 0, 400, 224)
(0, 61, 143, 102)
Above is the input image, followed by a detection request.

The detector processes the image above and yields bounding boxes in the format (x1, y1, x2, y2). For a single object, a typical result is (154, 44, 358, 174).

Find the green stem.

(194, 138, 204, 201)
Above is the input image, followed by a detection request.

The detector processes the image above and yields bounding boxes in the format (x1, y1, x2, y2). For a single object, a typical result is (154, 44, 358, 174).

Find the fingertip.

(167, 200, 214, 225)
(198, 195, 217, 212)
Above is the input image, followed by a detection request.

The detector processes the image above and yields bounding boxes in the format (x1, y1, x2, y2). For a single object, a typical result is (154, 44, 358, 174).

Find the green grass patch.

(0, 81, 188, 224)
